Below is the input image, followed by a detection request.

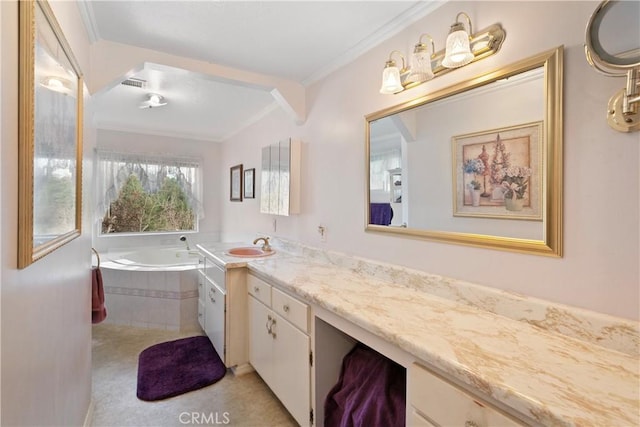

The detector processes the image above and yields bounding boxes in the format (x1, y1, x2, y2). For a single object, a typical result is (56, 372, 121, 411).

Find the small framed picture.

(244, 168, 255, 199)
(230, 164, 243, 201)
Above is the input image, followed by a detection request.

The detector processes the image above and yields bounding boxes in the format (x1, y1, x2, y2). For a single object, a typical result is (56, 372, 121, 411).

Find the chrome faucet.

(179, 235, 191, 250)
(253, 237, 272, 252)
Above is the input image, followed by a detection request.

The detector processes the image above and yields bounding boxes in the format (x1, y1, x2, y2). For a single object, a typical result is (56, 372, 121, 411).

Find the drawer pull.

(254, 286, 260, 293)
(283, 304, 290, 313)
(465, 421, 480, 427)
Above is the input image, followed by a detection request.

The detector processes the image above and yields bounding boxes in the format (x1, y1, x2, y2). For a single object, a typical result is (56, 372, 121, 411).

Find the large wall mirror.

(18, 0, 83, 268)
(366, 47, 563, 256)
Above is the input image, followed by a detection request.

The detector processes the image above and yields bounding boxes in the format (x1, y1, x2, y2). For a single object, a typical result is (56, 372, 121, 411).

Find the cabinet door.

(205, 280, 226, 365)
(248, 296, 274, 386)
(197, 299, 205, 331)
(197, 271, 206, 331)
(271, 311, 310, 427)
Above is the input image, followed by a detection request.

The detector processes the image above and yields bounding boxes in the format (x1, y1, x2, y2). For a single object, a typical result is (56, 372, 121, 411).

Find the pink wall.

(220, 1, 639, 320)
(1, 1, 93, 425)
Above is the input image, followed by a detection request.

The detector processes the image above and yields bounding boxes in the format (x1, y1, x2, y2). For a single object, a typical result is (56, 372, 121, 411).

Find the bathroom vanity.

(247, 274, 311, 426)
(197, 241, 638, 427)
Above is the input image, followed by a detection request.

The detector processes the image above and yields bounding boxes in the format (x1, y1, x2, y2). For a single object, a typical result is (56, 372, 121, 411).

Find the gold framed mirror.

(366, 47, 563, 257)
(18, 0, 84, 268)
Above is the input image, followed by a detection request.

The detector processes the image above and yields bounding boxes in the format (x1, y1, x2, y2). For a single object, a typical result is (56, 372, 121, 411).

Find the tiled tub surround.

(100, 267, 200, 331)
(198, 240, 639, 426)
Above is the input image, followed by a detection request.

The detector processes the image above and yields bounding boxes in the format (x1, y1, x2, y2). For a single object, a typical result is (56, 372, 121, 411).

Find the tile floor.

(91, 324, 297, 427)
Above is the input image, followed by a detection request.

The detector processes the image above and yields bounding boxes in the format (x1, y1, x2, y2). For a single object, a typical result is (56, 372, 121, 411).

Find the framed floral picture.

(244, 168, 255, 199)
(230, 164, 243, 202)
(452, 121, 543, 220)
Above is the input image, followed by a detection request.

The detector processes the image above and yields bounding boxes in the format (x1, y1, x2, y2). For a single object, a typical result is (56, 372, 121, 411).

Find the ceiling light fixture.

(40, 76, 72, 94)
(379, 12, 506, 95)
(139, 93, 168, 109)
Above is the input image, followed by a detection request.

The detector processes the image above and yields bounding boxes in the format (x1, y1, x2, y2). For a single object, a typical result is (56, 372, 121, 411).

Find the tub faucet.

(253, 237, 272, 252)
(179, 235, 191, 250)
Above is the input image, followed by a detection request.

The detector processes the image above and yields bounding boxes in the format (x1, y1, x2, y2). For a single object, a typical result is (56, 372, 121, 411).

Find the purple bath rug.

(137, 335, 226, 401)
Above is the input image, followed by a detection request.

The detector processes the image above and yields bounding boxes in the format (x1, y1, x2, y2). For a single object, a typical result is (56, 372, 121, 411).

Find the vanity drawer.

(272, 287, 309, 333)
(409, 363, 524, 427)
(204, 259, 225, 290)
(247, 274, 272, 306)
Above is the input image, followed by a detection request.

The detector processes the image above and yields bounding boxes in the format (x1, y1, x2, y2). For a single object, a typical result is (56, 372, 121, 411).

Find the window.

(96, 151, 203, 234)
(370, 148, 401, 192)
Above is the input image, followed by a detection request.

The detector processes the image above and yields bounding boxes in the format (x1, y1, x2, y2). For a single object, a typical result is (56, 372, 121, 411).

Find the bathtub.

(99, 247, 202, 331)
(103, 247, 201, 270)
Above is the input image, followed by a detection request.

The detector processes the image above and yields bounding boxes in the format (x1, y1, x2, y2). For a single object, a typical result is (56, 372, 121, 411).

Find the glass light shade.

(405, 49, 434, 84)
(379, 65, 403, 94)
(40, 76, 71, 94)
(442, 29, 474, 68)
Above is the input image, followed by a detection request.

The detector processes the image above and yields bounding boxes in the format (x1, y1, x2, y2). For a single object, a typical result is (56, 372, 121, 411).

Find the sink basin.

(226, 247, 275, 258)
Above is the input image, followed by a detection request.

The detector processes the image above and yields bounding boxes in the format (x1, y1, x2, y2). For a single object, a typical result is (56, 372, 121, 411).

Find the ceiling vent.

(121, 78, 147, 89)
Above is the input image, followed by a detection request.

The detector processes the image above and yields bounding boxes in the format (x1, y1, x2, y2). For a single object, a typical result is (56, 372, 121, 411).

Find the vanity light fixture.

(405, 34, 435, 85)
(442, 12, 474, 68)
(379, 51, 407, 94)
(379, 12, 506, 94)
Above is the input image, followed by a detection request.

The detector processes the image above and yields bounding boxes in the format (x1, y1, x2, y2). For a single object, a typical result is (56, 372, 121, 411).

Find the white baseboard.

(231, 363, 254, 376)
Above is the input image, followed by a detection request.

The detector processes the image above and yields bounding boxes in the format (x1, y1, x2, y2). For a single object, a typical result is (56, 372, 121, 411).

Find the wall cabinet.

(260, 138, 301, 216)
(197, 256, 249, 370)
(247, 274, 311, 426)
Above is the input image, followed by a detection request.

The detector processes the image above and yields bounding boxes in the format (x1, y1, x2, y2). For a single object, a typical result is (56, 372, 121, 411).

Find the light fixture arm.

(416, 34, 435, 56)
(623, 69, 640, 113)
(454, 12, 472, 36)
(386, 50, 407, 71)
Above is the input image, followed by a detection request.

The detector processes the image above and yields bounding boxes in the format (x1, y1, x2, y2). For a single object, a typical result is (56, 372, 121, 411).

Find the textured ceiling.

(83, 1, 441, 141)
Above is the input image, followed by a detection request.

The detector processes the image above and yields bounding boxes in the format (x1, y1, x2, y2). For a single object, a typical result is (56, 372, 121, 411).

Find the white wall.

(1, 1, 93, 425)
(220, 1, 639, 320)
(93, 129, 222, 252)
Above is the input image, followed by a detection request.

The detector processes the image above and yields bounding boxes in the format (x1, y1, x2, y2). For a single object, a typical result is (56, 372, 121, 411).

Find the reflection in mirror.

(366, 47, 563, 256)
(18, 0, 83, 268)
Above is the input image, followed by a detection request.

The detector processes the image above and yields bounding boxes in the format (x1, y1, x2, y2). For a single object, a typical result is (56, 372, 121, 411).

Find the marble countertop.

(197, 243, 639, 426)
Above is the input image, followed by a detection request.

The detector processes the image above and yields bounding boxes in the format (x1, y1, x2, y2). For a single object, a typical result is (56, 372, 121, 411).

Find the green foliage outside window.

(102, 174, 195, 233)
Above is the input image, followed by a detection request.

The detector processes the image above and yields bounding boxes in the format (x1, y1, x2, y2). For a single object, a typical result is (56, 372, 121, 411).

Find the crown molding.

(77, 0, 100, 44)
(302, 1, 448, 86)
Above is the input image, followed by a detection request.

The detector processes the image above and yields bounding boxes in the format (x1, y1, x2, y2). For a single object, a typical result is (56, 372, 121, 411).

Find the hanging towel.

(92, 266, 107, 324)
(324, 343, 406, 427)
(369, 203, 394, 226)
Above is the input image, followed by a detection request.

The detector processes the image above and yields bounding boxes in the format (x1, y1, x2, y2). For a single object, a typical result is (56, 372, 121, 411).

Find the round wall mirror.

(585, 0, 640, 132)
(586, 0, 640, 68)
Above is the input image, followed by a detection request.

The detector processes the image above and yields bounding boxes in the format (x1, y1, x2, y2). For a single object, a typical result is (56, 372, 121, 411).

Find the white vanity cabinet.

(247, 274, 311, 427)
(409, 363, 526, 427)
(197, 255, 249, 370)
